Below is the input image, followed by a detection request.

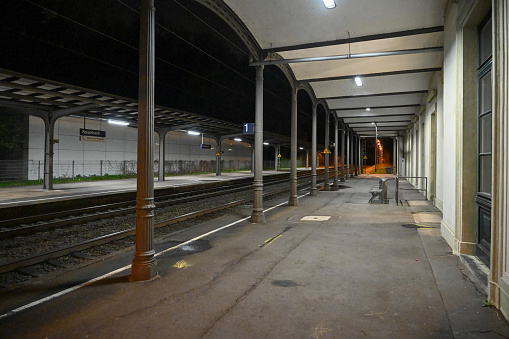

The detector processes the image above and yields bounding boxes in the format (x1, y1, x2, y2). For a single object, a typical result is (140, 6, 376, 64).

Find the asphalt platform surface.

(1, 175, 508, 338)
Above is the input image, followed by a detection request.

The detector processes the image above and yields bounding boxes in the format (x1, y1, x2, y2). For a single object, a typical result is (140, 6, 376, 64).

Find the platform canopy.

(0, 68, 304, 147)
(204, 0, 447, 137)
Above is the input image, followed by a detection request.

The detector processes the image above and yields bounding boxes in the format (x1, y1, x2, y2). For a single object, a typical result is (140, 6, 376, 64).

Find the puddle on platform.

(272, 279, 299, 287)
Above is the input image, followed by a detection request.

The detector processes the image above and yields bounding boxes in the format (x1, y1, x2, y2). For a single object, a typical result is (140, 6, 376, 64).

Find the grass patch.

(0, 169, 256, 187)
(0, 174, 138, 187)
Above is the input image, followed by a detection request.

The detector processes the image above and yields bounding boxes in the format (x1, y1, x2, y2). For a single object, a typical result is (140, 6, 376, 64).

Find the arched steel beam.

(194, 0, 262, 60)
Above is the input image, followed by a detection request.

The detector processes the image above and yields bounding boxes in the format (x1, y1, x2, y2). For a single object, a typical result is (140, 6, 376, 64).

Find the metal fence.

(0, 159, 261, 182)
(263, 159, 305, 170)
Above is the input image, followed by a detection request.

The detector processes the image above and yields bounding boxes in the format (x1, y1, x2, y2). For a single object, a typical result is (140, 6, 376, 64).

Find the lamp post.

(371, 122, 378, 172)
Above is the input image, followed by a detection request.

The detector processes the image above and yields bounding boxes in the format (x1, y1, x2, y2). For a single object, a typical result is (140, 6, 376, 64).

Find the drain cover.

(301, 216, 331, 221)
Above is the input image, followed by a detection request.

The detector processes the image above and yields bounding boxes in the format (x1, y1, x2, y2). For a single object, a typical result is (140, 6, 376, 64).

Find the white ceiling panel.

(344, 115, 413, 124)
(311, 72, 433, 98)
(290, 52, 442, 81)
(278, 32, 444, 59)
(224, 0, 447, 49)
(335, 107, 417, 118)
(328, 94, 424, 109)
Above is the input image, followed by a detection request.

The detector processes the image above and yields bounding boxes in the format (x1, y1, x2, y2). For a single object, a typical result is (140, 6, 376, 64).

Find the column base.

(250, 210, 265, 223)
(333, 183, 339, 191)
(289, 196, 298, 206)
(310, 188, 318, 196)
(323, 184, 330, 190)
(131, 255, 157, 281)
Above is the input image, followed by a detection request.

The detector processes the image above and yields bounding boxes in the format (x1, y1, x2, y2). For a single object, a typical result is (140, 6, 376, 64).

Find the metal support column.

(346, 127, 350, 179)
(358, 136, 362, 175)
(132, 0, 157, 281)
(251, 144, 254, 173)
(354, 135, 358, 176)
(324, 112, 330, 190)
(310, 104, 317, 196)
(289, 88, 298, 206)
(43, 117, 55, 190)
(156, 127, 169, 181)
(360, 138, 364, 174)
(274, 145, 278, 171)
(350, 130, 354, 178)
(215, 137, 222, 176)
(340, 122, 345, 182)
(251, 66, 265, 223)
(393, 137, 397, 174)
(333, 117, 339, 190)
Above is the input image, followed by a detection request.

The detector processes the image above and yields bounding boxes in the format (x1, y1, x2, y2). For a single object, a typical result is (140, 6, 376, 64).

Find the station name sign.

(80, 128, 106, 142)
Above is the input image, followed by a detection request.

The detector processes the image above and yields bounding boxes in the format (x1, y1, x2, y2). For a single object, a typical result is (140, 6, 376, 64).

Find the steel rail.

(0, 172, 315, 239)
(0, 176, 323, 275)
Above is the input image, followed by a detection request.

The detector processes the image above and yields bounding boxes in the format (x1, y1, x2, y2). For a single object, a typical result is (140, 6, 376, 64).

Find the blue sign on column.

(243, 123, 254, 135)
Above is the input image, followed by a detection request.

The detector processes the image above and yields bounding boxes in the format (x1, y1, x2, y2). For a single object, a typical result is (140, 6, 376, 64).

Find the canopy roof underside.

(222, 0, 448, 136)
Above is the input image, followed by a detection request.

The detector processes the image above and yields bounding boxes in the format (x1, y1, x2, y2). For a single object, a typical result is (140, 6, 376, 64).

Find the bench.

(369, 178, 389, 204)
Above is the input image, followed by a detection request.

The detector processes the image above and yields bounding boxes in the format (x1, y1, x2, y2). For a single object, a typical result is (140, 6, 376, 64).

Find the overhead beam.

(353, 126, 408, 130)
(346, 120, 412, 125)
(251, 47, 443, 66)
(306, 67, 441, 83)
(322, 90, 427, 100)
(337, 113, 415, 119)
(335, 104, 419, 111)
(265, 26, 444, 53)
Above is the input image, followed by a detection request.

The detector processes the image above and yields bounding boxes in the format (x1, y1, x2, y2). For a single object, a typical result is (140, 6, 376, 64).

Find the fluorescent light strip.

(323, 0, 336, 9)
(187, 131, 200, 135)
(108, 119, 129, 126)
(355, 77, 363, 87)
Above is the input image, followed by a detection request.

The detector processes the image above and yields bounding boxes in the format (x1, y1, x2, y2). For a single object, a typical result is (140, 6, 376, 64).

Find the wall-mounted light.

(108, 119, 129, 126)
(187, 131, 200, 135)
(234, 138, 242, 142)
(366, 108, 371, 111)
(323, 0, 336, 9)
(355, 77, 363, 87)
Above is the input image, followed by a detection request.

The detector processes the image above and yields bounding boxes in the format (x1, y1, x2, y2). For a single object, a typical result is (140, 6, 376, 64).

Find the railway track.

(0, 170, 322, 239)
(0, 170, 335, 287)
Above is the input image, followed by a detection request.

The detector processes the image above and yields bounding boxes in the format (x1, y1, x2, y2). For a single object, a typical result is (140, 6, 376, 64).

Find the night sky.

(1, 0, 324, 146)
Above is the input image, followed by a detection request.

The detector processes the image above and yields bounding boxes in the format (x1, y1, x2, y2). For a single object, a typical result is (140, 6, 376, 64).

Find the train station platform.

(1, 175, 508, 338)
(0, 170, 283, 205)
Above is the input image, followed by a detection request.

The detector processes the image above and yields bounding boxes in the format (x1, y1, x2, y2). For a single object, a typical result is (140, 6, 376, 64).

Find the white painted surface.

(28, 116, 252, 179)
(225, 0, 447, 49)
(329, 94, 424, 110)
(311, 72, 433, 98)
(440, 4, 459, 243)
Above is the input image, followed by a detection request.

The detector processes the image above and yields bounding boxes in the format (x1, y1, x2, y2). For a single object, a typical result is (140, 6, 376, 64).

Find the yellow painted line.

(0, 192, 311, 320)
(415, 223, 433, 228)
(172, 260, 192, 269)
(264, 234, 282, 247)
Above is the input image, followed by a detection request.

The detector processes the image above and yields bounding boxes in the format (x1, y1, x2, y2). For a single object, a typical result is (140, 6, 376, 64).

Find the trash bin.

(385, 167, 392, 174)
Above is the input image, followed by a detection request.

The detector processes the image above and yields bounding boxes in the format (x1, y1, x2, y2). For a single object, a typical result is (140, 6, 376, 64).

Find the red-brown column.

(132, 0, 157, 281)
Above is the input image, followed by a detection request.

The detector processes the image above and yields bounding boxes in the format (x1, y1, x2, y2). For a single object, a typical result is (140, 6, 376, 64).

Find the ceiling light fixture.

(323, 0, 336, 9)
(355, 77, 363, 87)
(234, 138, 242, 142)
(187, 130, 200, 135)
(366, 108, 371, 111)
(263, 142, 269, 145)
(108, 119, 129, 126)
